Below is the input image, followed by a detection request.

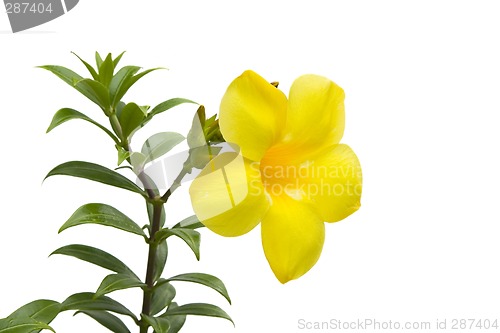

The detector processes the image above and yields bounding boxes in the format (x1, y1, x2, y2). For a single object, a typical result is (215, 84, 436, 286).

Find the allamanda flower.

(189, 70, 362, 283)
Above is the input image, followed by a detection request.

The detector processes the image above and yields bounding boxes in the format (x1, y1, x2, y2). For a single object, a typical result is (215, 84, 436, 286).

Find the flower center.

(259, 144, 306, 200)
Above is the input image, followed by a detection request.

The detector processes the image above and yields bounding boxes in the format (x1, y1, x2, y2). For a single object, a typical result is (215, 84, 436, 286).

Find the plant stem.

(139, 200, 163, 333)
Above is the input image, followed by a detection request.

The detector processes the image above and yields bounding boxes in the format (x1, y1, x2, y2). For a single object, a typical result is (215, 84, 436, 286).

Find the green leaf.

(38, 65, 83, 86)
(141, 315, 170, 333)
(153, 241, 168, 283)
(46, 108, 119, 144)
(109, 66, 141, 107)
(118, 102, 146, 139)
(141, 132, 185, 164)
(8, 300, 61, 324)
(167, 273, 231, 304)
(113, 68, 164, 109)
(151, 280, 176, 316)
(113, 52, 126, 69)
(71, 52, 99, 80)
(116, 145, 131, 166)
(95, 274, 146, 298)
(45, 161, 146, 196)
(50, 244, 139, 279)
(0, 317, 54, 333)
(75, 310, 130, 333)
(162, 303, 185, 333)
(172, 215, 204, 230)
(74, 78, 110, 111)
(39, 65, 110, 111)
(95, 52, 103, 68)
(98, 53, 114, 87)
(155, 228, 200, 260)
(59, 203, 146, 237)
(162, 303, 233, 326)
(62, 292, 137, 321)
(148, 98, 197, 119)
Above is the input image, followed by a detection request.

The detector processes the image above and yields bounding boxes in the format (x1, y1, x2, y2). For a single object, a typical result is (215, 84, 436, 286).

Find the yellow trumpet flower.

(189, 70, 362, 283)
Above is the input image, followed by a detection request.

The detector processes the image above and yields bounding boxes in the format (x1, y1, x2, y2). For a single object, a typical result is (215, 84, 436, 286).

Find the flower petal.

(189, 152, 269, 236)
(261, 194, 325, 283)
(300, 144, 362, 222)
(283, 74, 345, 149)
(219, 70, 288, 161)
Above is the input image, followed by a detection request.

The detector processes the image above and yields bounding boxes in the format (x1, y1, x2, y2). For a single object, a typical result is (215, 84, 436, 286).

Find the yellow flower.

(189, 70, 362, 283)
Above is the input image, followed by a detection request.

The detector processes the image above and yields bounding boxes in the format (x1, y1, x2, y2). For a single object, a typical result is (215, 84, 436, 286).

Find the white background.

(1, 1, 500, 332)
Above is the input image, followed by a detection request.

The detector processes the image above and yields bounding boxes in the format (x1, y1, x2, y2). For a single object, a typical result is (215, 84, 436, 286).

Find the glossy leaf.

(155, 228, 200, 260)
(141, 132, 185, 164)
(98, 53, 114, 87)
(74, 78, 110, 111)
(38, 65, 83, 86)
(162, 303, 233, 326)
(8, 300, 61, 324)
(153, 241, 168, 283)
(150, 280, 176, 316)
(167, 273, 230, 304)
(62, 292, 137, 321)
(109, 66, 140, 107)
(113, 52, 126, 69)
(161, 303, 185, 333)
(59, 203, 146, 237)
(45, 161, 146, 196)
(113, 68, 164, 109)
(75, 310, 130, 333)
(118, 102, 146, 139)
(95, 274, 146, 298)
(95, 52, 103, 68)
(116, 145, 131, 166)
(72, 52, 99, 80)
(0, 317, 54, 333)
(172, 215, 204, 230)
(50, 244, 139, 279)
(141, 315, 170, 333)
(148, 98, 197, 119)
(46, 108, 118, 143)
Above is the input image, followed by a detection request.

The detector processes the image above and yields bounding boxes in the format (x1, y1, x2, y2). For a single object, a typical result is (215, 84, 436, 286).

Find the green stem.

(140, 200, 163, 333)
